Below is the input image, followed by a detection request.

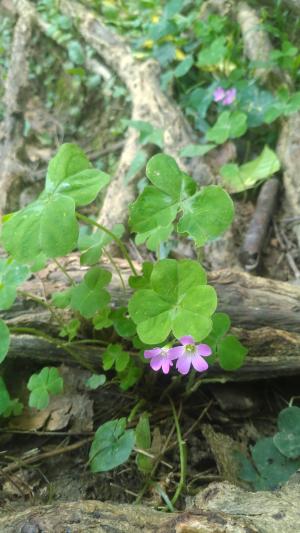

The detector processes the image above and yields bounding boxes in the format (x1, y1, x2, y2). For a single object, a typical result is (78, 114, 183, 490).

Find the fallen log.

(2, 256, 300, 381)
(0, 476, 299, 532)
(13, 255, 300, 332)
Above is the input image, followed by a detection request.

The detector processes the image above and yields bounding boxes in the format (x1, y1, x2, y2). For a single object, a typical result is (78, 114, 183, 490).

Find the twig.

(0, 437, 92, 476)
(239, 178, 279, 271)
(273, 221, 300, 280)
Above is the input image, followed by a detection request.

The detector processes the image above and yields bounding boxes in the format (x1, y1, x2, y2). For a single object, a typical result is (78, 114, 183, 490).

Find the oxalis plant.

(0, 143, 247, 499)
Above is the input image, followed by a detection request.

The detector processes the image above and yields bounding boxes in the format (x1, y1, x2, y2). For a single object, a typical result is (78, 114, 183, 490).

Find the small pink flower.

(144, 346, 177, 374)
(213, 87, 226, 102)
(222, 88, 236, 105)
(213, 86, 236, 106)
(168, 336, 212, 375)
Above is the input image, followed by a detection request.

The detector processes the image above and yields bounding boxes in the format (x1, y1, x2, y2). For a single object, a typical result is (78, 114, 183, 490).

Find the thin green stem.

(168, 397, 187, 506)
(104, 250, 126, 292)
(66, 338, 109, 346)
(17, 290, 64, 327)
(53, 258, 75, 286)
(76, 212, 138, 276)
(127, 399, 145, 423)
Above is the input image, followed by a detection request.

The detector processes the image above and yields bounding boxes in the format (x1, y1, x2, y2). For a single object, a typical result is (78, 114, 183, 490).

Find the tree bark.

(0, 10, 32, 214)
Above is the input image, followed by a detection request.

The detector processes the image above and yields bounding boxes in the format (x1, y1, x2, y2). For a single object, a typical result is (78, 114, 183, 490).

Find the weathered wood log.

(6, 326, 300, 382)
(4, 255, 300, 332)
(3, 256, 300, 381)
(0, 476, 299, 532)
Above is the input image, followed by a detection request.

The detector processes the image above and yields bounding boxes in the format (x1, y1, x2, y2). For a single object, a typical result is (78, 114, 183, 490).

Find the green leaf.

(93, 308, 113, 330)
(218, 335, 247, 370)
(1, 144, 110, 262)
(130, 154, 232, 249)
(220, 146, 280, 193)
(273, 407, 300, 459)
(0, 319, 10, 363)
(59, 318, 80, 341)
(178, 186, 234, 246)
(130, 186, 178, 233)
(174, 55, 193, 77)
(135, 413, 153, 474)
(127, 121, 164, 148)
(129, 153, 195, 235)
(45, 144, 110, 206)
(128, 259, 217, 344)
(67, 40, 85, 65)
(251, 437, 300, 489)
(78, 224, 124, 265)
(135, 224, 173, 251)
(129, 262, 153, 290)
(0, 377, 11, 416)
(89, 418, 135, 472)
(206, 111, 247, 144)
(197, 36, 226, 67)
(102, 344, 130, 372)
(203, 312, 231, 350)
(86, 373, 106, 389)
(27, 367, 63, 410)
(51, 289, 72, 308)
(110, 307, 136, 337)
(0, 259, 29, 310)
(119, 360, 142, 390)
(70, 267, 111, 318)
(1, 195, 78, 262)
(146, 153, 187, 199)
(179, 144, 216, 158)
(3, 398, 23, 418)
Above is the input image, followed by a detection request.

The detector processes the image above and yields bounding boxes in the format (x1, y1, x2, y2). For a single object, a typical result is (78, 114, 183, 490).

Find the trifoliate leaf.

(70, 267, 111, 318)
(129, 259, 217, 344)
(27, 367, 63, 410)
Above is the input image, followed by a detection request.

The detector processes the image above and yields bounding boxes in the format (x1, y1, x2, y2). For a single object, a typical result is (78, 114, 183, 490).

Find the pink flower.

(213, 86, 236, 106)
(144, 346, 177, 374)
(168, 336, 212, 375)
(222, 88, 236, 105)
(213, 87, 226, 102)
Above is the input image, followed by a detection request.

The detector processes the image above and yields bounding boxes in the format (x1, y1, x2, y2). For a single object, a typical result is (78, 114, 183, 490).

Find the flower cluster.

(144, 336, 212, 375)
(213, 86, 236, 106)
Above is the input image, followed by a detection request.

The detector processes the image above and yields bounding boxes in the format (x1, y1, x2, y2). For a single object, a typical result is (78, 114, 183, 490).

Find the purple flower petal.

(213, 87, 225, 102)
(179, 336, 195, 346)
(222, 88, 236, 105)
(144, 348, 161, 359)
(150, 355, 164, 371)
(168, 346, 185, 359)
(191, 354, 209, 372)
(176, 355, 192, 375)
(197, 344, 212, 357)
(161, 358, 172, 374)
